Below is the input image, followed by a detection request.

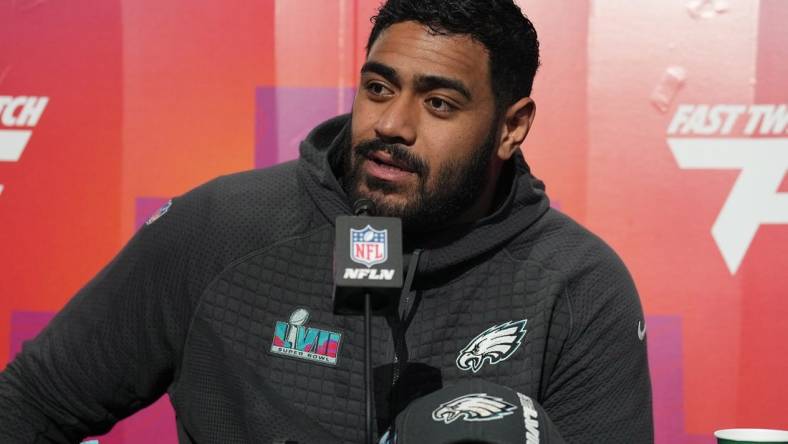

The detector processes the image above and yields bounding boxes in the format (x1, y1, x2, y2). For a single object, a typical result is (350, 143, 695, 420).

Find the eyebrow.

(360, 61, 473, 102)
(360, 61, 401, 88)
(413, 75, 472, 101)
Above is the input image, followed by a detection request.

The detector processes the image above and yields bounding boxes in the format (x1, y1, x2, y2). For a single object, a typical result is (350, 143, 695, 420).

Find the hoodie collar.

(297, 114, 550, 276)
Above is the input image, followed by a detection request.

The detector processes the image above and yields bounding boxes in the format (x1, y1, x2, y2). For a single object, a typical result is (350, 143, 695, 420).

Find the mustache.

(353, 139, 429, 176)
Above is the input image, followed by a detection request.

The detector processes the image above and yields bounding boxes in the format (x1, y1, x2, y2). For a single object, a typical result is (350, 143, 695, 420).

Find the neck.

(453, 157, 511, 225)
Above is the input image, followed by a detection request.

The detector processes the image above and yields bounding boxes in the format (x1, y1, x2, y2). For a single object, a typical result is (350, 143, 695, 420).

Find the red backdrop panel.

(0, 0, 124, 366)
(2, 1, 787, 442)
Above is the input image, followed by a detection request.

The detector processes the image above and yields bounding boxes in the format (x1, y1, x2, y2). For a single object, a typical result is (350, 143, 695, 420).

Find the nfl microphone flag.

(333, 215, 403, 315)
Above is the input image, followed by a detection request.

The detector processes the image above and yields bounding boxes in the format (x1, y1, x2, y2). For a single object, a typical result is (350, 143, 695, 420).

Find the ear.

(496, 97, 536, 161)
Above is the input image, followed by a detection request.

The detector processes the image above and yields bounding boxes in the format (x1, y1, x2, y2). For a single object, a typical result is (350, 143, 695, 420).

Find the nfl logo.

(350, 225, 388, 268)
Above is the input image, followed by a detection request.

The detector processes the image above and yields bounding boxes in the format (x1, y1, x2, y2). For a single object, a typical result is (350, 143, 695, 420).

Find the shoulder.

(179, 161, 315, 236)
(140, 161, 321, 266)
(191, 161, 302, 212)
(508, 209, 641, 334)
(508, 208, 628, 282)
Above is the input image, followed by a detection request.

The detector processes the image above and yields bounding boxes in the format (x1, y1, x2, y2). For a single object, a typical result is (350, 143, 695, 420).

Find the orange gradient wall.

(1, 1, 786, 442)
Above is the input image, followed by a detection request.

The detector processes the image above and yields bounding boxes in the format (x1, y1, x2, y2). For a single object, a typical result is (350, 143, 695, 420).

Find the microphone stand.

(364, 291, 373, 444)
(334, 199, 403, 444)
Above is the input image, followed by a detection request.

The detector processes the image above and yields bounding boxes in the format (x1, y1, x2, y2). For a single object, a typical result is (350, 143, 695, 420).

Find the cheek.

(420, 126, 488, 184)
(420, 151, 457, 188)
(350, 100, 377, 145)
(428, 116, 488, 149)
(422, 130, 476, 166)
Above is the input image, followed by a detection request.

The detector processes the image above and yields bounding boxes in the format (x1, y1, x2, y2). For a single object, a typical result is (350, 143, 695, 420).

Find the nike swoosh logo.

(638, 321, 647, 341)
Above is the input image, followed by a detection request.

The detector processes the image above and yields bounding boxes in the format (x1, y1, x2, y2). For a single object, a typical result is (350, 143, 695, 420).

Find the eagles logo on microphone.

(432, 393, 517, 424)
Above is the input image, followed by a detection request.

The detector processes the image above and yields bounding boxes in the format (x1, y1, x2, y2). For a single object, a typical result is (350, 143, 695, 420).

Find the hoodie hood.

(297, 114, 550, 277)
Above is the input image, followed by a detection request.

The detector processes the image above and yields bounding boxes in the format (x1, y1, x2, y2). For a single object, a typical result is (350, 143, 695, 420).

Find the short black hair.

(367, 0, 540, 110)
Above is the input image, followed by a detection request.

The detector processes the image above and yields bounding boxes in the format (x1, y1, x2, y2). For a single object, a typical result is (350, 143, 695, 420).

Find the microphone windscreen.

(353, 199, 377, 217)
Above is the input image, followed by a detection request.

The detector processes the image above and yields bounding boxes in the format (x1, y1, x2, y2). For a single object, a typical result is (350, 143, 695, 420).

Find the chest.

(173, 236, 566, 443)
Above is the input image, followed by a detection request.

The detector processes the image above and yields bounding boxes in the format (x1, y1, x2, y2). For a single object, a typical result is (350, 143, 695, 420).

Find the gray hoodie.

(0, 114, 652, 443)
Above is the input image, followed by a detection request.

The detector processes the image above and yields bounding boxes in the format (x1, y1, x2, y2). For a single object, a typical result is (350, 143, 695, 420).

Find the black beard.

(342, 129, 497, 233)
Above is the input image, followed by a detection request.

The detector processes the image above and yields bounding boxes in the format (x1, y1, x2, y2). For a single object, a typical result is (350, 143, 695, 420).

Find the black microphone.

(333, 199, 404, 444)
(353, 198, 376, 217)
(332, 199, 403, 315)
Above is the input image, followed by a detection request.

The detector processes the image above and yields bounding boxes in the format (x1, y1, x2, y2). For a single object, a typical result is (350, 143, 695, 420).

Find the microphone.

(353, 198, 376, 217)
(332, 199, 403, 315)
(333, 199, 404, 444)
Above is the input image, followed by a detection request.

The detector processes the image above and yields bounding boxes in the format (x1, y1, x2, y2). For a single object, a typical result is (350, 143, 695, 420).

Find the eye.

(365, 81, 392, 97)
(427, 97, 455, 113)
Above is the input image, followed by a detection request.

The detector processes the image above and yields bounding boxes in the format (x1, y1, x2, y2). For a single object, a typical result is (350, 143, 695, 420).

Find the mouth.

(362, 150, 418, 182)
(367, 150, 416, 172)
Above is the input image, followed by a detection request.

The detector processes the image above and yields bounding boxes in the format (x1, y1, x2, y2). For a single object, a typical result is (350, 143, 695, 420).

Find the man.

(0, 0, 653, 442)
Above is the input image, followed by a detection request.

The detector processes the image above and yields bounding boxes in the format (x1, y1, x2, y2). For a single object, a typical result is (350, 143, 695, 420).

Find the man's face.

(346, 21, 501, 231)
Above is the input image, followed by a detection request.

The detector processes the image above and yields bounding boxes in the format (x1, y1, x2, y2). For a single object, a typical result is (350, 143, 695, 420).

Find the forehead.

(366, 21, 491, 93)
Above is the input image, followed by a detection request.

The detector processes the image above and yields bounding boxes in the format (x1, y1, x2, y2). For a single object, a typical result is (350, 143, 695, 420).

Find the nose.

(373, 95, 417, 146)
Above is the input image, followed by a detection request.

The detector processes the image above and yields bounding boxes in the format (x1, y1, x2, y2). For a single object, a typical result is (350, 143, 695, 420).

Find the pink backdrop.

(2, 1, 786, 442)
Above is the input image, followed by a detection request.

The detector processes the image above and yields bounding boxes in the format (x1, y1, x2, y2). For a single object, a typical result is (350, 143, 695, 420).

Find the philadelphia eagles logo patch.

(456, 319, 527, 373)
(432, 393, 517, 424)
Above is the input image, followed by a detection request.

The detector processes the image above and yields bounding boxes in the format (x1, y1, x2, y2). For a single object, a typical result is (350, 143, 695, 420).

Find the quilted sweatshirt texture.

(0, 114, 653, 443)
